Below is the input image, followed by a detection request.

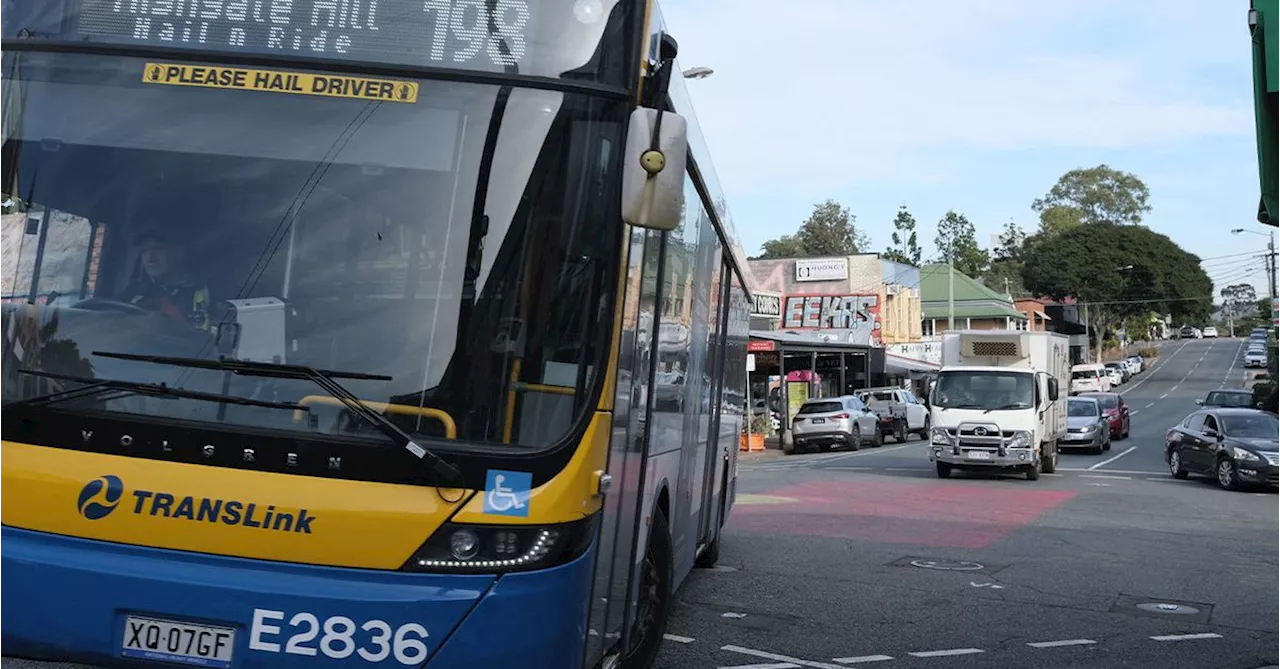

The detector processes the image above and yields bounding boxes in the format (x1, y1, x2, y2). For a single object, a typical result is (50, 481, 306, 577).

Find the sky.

(659, 0, 1275, 302)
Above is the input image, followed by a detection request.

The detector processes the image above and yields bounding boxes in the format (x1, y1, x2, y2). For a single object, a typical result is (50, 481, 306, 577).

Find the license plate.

(811, 418, 825, 423)
(965, 450, 992, 460)
(121, 615, 235, 668)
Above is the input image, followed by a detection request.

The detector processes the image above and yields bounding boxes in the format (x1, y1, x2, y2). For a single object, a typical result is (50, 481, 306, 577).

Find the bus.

(0, 0, 755, 667)
(1251, 0, 1277, 227)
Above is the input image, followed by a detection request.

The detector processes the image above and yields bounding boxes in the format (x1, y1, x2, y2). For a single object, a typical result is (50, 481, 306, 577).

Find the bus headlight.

(402, 517, 596, 573)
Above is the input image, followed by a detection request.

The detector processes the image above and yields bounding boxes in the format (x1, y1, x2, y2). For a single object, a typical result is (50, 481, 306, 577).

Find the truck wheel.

(1042, 445, 1057, 474)
(872, 427, 884, 448)
(1025, 461, 1041, 481)
(895, 423, 908, 443)
(935, 462, 952, 479)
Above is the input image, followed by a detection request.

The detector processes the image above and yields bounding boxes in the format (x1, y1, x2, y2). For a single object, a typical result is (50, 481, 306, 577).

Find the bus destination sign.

(74, 0, 541, 72)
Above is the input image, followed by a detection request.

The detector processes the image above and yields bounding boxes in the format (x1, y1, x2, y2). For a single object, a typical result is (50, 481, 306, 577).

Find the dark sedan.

(1195, 389, 1258, 409)
(1078, 391, 1131, 439)
(1166, 408, 1279, 490)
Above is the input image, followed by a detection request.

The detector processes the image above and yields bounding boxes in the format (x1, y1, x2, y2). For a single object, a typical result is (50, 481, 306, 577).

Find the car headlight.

(930, 427, 951, 445)
(1082, 424, 1097, 432)
(401, 517, 596, 574)
(1009, 430, 1033, 448)
(1232, 447, 1262, 462)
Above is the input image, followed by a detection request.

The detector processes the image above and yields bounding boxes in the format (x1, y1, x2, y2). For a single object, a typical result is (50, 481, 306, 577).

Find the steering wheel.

(71, 298, 151, 315)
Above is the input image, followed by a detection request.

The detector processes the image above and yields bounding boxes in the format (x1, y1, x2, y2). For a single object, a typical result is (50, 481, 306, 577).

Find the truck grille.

(971, 341, 1018, 357)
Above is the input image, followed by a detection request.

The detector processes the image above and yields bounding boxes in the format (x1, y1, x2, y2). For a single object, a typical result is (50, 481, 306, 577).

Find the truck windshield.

(1, 50, 627, 452)
(931, 370, 1034, 410)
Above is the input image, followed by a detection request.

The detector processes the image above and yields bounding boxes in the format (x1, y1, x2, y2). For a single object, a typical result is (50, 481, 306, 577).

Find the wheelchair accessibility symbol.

(483, 470, 532, 517)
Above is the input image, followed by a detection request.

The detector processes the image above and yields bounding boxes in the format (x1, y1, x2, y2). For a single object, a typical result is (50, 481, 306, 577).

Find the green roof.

(920, 264, 1026, 320)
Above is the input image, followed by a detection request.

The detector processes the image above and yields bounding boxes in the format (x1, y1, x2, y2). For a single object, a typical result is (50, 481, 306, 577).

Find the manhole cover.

(1137, 602, 1201, 615)
(909, 559, 985, 571)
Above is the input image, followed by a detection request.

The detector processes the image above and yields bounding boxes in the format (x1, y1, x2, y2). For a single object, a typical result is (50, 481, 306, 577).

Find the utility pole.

(947, 229, 955, 332)
(1269, 229, 1277, 301)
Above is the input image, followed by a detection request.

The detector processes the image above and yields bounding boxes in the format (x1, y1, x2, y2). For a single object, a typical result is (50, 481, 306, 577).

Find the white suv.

(1203, 326, 1218, 338)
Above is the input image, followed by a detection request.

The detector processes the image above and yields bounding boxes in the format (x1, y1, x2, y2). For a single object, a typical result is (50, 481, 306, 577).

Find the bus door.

(583, 228, 665, 665)
(697, 266, 733, 546)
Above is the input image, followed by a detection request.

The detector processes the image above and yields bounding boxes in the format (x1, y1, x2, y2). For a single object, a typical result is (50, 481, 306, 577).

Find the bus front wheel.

(622, 507, 673, 669)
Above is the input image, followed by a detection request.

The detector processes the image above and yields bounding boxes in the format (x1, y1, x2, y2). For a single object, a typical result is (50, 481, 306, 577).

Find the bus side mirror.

(621, 107, 688, 232)
(1047, 378, 1060, 401)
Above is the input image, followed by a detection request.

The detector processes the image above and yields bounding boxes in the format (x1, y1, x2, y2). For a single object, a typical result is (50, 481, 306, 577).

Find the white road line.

(1170, 385, 1179, 392)
(1129, 410, 1139, 415)
(721, 645, 848, 669)
(1080, 474, 1132, 480)
(1150, 633, 1223, 642)
(832, 655, 895, 665)
(908, 648, 985, 658)
(1145, 477, 1178, 482)
(719, 663, 799, 669)
(664, 634, 696, 644)
(1027, 639, 1097, 648)
(1087, 446, 1138, 470)
(1160, 393, 1170, 399)
(820, 442, 922, 464)
(1221, 338, 1245, 388)
(1145, 402, 1156, 408)
(1043, 473, 1064, 477)
(884, 467, 923, 472)
(1059, 468, 1169, 475)
(1121, 340, 1190, 395)
(826, 466, 873, 471)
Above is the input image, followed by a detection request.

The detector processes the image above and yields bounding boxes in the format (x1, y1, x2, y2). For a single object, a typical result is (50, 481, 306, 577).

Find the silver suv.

(789, 395, 881, 453)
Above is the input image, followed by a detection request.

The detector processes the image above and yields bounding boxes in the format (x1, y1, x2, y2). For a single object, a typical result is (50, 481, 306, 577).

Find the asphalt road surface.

(656, 338, 1279, 669)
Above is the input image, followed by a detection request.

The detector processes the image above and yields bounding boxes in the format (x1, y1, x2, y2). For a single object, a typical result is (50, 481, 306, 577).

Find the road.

(655, 338, 1278, 669)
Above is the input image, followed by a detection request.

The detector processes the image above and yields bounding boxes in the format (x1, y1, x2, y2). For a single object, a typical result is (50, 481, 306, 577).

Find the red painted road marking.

(729, 481, 1076, 549)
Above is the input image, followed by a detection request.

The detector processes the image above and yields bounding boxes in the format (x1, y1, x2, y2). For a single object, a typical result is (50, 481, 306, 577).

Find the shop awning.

(884, 354, 940, 375)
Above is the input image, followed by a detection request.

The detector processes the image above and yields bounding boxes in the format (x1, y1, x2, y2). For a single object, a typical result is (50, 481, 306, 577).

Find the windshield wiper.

(92, 351, 462, 483)
(941, 403, 984, 410)
(10, 369, 309, 412)
(983, 403, 1031, 413)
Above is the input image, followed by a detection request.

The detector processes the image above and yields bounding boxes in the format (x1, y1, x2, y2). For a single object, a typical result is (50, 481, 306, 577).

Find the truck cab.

(927, 331, 1070, 481)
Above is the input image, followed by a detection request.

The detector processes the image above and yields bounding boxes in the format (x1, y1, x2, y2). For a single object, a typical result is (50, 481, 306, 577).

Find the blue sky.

(660, 0, 1274, 300)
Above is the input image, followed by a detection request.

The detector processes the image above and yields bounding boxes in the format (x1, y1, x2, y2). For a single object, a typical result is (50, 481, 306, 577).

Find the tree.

(934, 210, 988, 278)
(1221, 283, 1259, 335)
(993, 219, 1026, 262)
(756, 199, 869, 259)
(1021, 223, 1213, 339)
(1036, 205, 1085, 238)
(883, 205, 921, 265)
(1031, 164, 1152, 227)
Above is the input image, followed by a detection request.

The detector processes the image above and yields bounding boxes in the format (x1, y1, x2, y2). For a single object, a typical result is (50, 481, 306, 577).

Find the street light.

(682, 66, 714, 79)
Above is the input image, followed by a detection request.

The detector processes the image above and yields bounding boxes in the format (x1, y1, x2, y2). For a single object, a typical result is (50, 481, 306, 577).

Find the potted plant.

(740, 412, 771, 451)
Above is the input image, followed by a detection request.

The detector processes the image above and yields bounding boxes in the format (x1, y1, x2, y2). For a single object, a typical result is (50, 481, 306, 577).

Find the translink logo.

(76, 475, 316, 534)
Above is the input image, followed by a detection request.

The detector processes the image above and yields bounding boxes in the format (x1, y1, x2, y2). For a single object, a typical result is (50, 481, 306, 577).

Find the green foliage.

(982, 260, 1026, 298)
(993, 219, 1026, 262)
(1035, 205, 1085, 238)
(748, 412, 773, 435)
(1031, 164, 1153, 227)
(757, 199, 870, 259)
(1137, 347, 1159, 359)
(883, 205, 922, 266)
(934, 210, 989, 278)
(1020, 222, 1214, 328)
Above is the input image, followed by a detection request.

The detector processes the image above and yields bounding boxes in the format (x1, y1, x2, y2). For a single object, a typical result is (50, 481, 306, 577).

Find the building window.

(922, 319, 934, 337)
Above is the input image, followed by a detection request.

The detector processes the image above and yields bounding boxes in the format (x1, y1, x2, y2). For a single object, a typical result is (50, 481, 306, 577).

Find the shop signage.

(794, 257, 848, 282)
(782, 294, 881, 336)
(751, 291, 782, 317)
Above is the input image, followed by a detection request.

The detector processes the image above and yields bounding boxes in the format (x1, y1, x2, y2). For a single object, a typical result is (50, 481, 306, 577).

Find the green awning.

(1252, 0, 1277, 226)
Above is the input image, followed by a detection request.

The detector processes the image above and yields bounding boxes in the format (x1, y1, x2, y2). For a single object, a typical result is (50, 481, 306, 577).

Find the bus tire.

(694, 536, 720, 568)
(622, 507, 673, 669)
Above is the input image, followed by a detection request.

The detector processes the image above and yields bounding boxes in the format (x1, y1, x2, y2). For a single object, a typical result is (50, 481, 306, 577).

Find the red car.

(1079, 392, 1130, 439)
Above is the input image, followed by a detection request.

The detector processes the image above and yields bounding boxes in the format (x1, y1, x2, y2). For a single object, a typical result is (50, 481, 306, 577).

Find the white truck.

(927, 330, 1070, 481)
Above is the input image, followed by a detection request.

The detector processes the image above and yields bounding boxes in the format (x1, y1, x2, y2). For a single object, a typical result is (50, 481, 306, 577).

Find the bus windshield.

(1, 49, 628, 453)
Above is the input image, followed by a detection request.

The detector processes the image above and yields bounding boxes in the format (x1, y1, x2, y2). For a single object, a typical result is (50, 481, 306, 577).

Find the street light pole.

(947, 230, 955, 332)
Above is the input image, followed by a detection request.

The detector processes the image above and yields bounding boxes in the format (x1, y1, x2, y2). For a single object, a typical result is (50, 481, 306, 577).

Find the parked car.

(1179, 326, 1197, 339)
(1165, 408, 1279, 490)
(1104, 361, 1130, 384)
(1061, 396, 1111, 455)
(1070, 363, 1110, 394)
(1196, 389, 1259, 409)
(1126, 355, 1145, 373)
(1203, 326, 1218, 338)
(1079, 391, 1131, 439)
(789, 395, 881, 453)
(855, 386, 929, 443)
(1244, 348, 1269, 368)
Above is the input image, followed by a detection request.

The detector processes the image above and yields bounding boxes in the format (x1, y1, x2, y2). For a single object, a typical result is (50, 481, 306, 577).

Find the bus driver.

(122, 228, 213, 330)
